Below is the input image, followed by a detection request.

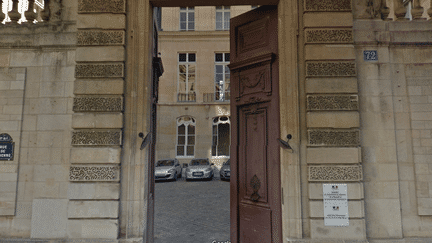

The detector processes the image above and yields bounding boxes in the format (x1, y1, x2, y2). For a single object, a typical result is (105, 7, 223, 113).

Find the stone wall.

(355, 19, 432, 239)
(0, 0, 76, 236)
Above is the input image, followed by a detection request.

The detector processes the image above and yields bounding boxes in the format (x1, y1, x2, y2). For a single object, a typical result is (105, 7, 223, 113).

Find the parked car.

(220, 159, 230, 180)
(185, 158, 214, 181)
(155, 159, 182, 181)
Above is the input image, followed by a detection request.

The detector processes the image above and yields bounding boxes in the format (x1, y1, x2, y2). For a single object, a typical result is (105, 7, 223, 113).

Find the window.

(178, 53, 196, 102)
(212, 116, 230, 157)
(216, 6, 230, 30)
(215, 53, 230, 101)
(176, 116, 196, 157)
(180, 7, 194, 31)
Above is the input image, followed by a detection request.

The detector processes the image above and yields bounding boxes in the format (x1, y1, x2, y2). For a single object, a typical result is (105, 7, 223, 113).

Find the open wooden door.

(229, 6, 281, 243)
(145, 8, 163, 243)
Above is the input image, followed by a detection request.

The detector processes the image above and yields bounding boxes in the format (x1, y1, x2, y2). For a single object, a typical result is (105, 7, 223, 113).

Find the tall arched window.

(212, 116, 230, 157)
(176, 116, 196, 157)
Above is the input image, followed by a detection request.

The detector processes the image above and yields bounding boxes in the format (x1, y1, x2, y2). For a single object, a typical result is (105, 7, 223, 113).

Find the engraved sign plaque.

(0, 133, 14, 161)
(323, 184, 349, 226)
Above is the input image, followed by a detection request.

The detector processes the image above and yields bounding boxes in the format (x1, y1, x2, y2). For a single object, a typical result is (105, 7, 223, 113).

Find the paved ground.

(154, 177, 231, 243)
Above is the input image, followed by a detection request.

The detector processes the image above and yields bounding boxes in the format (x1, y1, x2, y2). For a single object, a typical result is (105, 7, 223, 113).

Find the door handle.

(139, 132, 152, 150)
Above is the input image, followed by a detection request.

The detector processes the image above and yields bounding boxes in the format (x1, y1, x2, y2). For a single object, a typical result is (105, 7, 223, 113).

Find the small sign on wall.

(363, 50, 378, 61)
(323, 184, 349, 226)
(0, 133, 14, 161)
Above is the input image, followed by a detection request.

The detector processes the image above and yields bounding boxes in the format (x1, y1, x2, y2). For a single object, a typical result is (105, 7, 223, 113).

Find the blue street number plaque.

(0, 133, 14, 161)
(364, 50, 378, 61)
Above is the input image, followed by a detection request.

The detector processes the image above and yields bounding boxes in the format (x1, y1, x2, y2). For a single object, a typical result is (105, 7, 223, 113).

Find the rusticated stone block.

(308, 129, 359, 146)
(73, 97, 123, 112)
(68, 201, 119, 218)
(306, 61, 356, 77)
(305, 0, 352, 12)
(71, 130, 121, 146)
(69, 166, 120, 182)
(77, 30, 125, 46)
(78, 0, 125, 13)
(307, 95, 358, 111)
(75, 63, 124, 78)
(305, 29, 353, 43)
(308, 165, 363, 182)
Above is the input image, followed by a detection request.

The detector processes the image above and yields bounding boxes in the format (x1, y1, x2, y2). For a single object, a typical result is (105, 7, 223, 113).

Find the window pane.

(188, 22, 194, 30)
(180, 7, 186, 10)
(188, 135, 195, 145)
(180, 22, 186, 30)
(178, 135, 185, 145)
(216, 6, 222, 10)
(179, 54, 187, 62)
(215, 53, 223, 62)
(178, 124, 185, 134)
(224, 12, 230, 22)
(188, 7, 194, 10)
(225, 65, 230, 73)
(186, 146, 194, 156)
(216, 74, 223, 83)
(189, 54, 196, 62)
(224, 22, 229, 30)
(216, 65, 223, 73)
(188, 125, 195, 134)
(225, 53, 230, 62)
(212, 146, 216, 156)
(188, 64, 195, 73)
(188, 12, 194, 21)
(224, 6, 230, 10)
(213, 125, 218, 134)
(188, 74, 195, 83)
(179, 64, 186, 73)
(225, 82, 230, 92)
(216, 12, 222, 22)
(180, 12, 186, 21)
(177, 146, 184, 156)
(218, 123, 230, 155)
(216, 21, 222, 30)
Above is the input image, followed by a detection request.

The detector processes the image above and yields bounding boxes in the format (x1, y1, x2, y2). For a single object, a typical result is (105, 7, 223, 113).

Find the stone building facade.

(0, 0, 431, 242)
(156, 6, 253, 171)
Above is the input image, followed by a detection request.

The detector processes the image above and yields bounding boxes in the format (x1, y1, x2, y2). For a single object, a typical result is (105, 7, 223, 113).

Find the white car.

(185, 158, 214, 181)
(155, 159, 182, 181)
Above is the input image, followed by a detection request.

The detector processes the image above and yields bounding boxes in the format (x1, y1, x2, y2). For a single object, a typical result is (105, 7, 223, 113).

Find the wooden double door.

(229, 6, 282, 243)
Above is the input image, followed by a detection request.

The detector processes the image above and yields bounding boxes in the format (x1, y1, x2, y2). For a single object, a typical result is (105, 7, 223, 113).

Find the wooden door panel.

(230, 5, 281, 243)
(239, 104, 269, 205)
(239, 204, 272, 243)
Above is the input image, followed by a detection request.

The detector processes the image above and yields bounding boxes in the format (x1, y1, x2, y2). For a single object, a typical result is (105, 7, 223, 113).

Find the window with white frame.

(216, 6, 230, 30)
(212, 116, 230, 157)
(176, 116, 196, 157)
(178, 53, 196, 102)
(180, 7, 194, 31)
(215, 53, 230, 101)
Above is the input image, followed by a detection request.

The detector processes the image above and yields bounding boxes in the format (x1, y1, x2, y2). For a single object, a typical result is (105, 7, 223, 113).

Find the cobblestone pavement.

(154, 177, 231, 243)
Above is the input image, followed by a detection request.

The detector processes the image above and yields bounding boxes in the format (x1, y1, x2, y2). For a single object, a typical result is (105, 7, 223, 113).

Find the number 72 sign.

(363, 50, 378, 61)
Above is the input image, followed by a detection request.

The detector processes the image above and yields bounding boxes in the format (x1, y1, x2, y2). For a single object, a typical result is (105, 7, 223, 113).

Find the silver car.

(155, 159, 182, 181)
(185, 158, 214, 181)
(219, 159, 230, 180)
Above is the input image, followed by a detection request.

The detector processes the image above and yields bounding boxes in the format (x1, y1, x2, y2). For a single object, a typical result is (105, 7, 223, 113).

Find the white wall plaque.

(323, 184, 349, 226)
